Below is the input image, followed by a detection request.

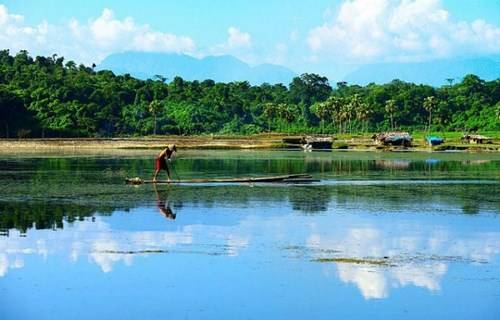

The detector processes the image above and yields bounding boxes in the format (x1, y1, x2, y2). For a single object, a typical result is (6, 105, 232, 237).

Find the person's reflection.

(153, 184, 176, 220)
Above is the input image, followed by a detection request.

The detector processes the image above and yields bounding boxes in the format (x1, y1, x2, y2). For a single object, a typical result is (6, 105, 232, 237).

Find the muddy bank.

(0, 134, 498, 152)
(0, 135, 285, 150)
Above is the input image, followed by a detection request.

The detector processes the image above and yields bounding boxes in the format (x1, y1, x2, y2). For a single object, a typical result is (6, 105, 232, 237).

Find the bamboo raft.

(126, 174, 318, 185)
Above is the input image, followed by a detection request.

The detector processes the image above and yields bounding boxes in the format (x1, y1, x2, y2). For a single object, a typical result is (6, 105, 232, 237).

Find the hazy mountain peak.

(98, 52, 296, 85)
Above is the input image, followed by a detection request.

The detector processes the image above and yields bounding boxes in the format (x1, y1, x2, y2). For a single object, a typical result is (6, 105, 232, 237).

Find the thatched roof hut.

(372, 132, 412, 147)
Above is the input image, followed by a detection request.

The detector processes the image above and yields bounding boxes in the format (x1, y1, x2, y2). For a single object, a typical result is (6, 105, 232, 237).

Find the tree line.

(0, 50, 498, 138)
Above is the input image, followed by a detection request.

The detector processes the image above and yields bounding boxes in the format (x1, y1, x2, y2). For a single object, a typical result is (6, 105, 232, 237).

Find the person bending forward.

(153, 145, 177, 182)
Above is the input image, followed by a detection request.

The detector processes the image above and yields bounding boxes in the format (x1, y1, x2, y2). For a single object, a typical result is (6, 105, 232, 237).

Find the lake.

(1, 150, 499, 319)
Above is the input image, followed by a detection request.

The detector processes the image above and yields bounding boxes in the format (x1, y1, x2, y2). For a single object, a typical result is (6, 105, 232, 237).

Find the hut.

(282, 136, 333, 150)
(461, 134, 493, 144)
(372, 132, 412, 147)
(302, 137, 333, 150)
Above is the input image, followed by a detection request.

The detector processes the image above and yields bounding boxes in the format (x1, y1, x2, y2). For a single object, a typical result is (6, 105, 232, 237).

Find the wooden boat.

(126, 174, 319, 185)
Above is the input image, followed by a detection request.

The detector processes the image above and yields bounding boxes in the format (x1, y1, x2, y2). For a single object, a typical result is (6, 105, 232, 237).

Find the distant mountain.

(98, 52, 296, 85)
(343, 57, 500, 87)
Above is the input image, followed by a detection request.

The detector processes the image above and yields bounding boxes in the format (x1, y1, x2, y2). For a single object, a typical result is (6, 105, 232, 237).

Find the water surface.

(1, 150, 499, 319)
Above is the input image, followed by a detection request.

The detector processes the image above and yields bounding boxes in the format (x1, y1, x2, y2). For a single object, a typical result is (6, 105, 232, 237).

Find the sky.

(1, 0, 499, 80)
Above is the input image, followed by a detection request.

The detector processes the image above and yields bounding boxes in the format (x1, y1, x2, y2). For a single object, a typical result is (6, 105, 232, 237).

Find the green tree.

(148, 99, 162, 135)
(423, 96, 437, 131)
(310, 101, 332, 133)
(385, 99, 396, 130)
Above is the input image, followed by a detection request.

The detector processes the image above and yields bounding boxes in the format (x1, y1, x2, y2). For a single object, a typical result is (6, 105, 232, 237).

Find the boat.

(426, 136, 444, 146)
(126, 174, 319, 185)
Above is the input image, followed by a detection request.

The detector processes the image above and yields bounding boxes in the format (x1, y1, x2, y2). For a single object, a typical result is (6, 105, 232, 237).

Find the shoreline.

(0, 134, 498, 152)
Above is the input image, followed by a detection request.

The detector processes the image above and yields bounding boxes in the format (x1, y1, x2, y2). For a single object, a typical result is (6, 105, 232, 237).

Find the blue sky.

(1, 0, 499, 80)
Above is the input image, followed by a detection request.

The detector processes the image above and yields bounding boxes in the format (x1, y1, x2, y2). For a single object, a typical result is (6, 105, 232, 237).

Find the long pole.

(170, 159, 181, 182)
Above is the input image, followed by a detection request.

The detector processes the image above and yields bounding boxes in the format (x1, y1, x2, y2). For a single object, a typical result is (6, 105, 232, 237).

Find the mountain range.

(98, 52, 500, 87)
(343, 57, 500, 87)
(98, 52, 296, 85)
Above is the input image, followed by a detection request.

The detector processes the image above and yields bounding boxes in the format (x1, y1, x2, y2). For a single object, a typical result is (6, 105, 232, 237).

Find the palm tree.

(348, 94, 362, 133)
(263, 103, 278, 132)
(338, 103, 350, 134)
(423, 96, 437, 132)
(356, 102, 371, 133)
(385, 99, 396, 130)
(330, 97, 344, 134)
(311, 101, 332, 133)
(277, 103, 297, 133)
(148, 100, 161, 135)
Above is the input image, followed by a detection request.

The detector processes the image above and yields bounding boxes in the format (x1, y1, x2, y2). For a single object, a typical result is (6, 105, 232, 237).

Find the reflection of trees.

(288, 186, 332, 213)
(0, 156, 498, 233)
(0, 201, 99, 233)
(2, 183, 497, 233)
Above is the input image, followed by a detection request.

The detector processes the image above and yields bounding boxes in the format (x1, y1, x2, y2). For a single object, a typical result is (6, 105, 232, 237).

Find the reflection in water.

(1, 208, 500, 302)
(306, 226, 500, 299)
(1, 183, 498, 233)
(335, 262, 447, 299)
(375, 159, 410, 169)
(0, 151, 499, 318)
(154, 184, 176, 220)
(0, 218, 194, 275)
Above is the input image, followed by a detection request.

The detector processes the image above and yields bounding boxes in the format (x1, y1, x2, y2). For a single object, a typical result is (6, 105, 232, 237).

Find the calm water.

(1, 150, 499, 319)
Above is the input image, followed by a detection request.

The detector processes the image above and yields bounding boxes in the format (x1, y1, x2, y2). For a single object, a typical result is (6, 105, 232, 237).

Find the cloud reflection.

(306, 226, 499, 299)
(1, 211, 499, 302)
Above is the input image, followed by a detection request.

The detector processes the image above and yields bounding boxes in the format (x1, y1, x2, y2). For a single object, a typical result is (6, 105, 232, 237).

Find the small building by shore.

(282, 136, 334, 150)
(372, 132, 412, 147)
(461, 134, 493, 144)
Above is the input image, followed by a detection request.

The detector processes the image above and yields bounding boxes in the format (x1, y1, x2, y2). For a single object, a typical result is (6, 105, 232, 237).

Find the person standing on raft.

(153, 145, 177, 182)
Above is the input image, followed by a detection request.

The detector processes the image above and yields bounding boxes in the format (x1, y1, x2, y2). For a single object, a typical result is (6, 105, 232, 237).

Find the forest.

(0, 50, 499, 138)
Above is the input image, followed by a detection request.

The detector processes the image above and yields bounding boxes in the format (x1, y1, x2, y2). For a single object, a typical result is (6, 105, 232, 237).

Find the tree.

(423, 96, 437, 131)
(356, 101, 371, 133)
(148, 100, 162, 135)
(310, 101, 332, 133)
(263, 102, 278, 132)
(289, 73, 332, 126)
(0, 51, 497, 138)
(277, 103, 298, 133)
(347, 94, 363, 133)
(385, 99, 396, 130)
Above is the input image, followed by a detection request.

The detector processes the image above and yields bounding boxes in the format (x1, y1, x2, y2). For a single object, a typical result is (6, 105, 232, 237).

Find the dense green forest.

(0, 50, 498, 138)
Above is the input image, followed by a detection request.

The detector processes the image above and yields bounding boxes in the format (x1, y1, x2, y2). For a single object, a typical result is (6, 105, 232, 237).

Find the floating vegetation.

(313, 257, 392, 266)
(93, 249, 168, 255)
(312, 254, 481, 266)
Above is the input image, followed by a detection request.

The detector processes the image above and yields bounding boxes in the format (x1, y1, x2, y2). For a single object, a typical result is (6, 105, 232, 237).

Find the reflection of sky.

(305, 222, 500, 299)
(1, 205, 500, 303)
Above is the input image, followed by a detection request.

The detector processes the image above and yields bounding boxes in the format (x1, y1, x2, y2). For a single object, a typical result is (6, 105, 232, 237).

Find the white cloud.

(307, 0, 500, 62)
(0, 5, 195, 64)
(227, 26, 251, 48)
(208, 26, 254, 63)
